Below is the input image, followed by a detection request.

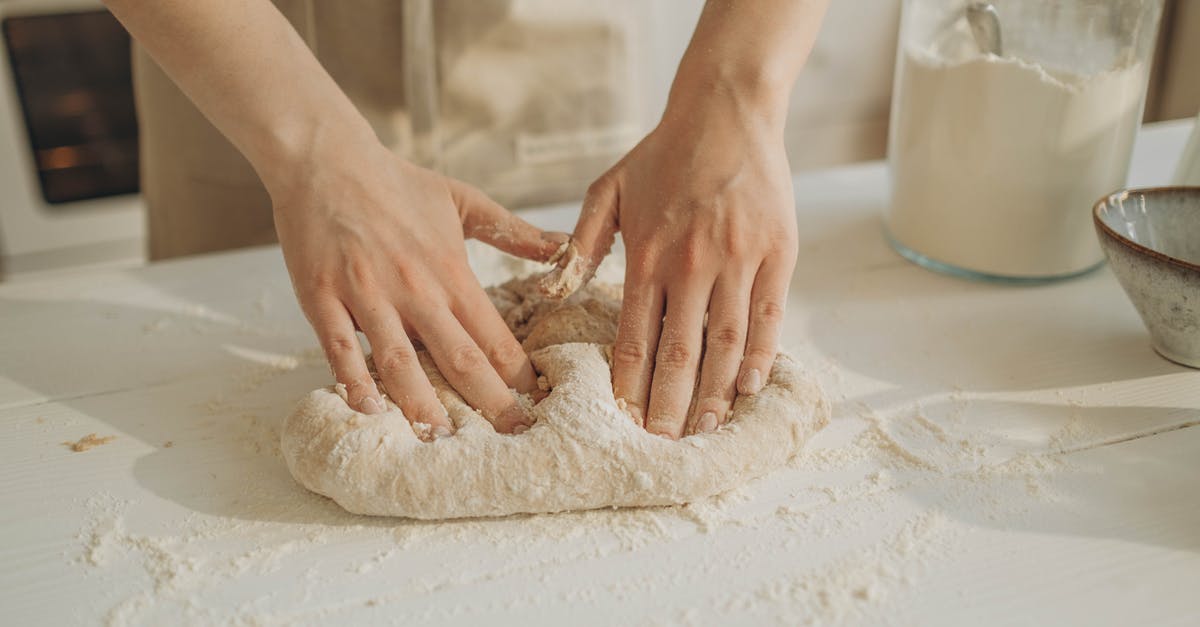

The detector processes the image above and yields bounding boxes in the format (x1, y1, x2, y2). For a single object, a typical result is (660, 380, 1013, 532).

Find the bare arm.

(105, 0, 566, 436)
(669, 0, 829, 126)
(103, 0, 368, 190)
(568, 0, 830, 438)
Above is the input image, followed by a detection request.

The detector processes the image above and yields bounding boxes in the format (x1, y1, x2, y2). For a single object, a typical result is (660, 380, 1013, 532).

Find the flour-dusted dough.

(281, 277, 828, 519)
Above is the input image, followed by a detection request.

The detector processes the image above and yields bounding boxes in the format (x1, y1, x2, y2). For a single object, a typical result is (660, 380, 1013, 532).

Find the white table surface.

(2, 119, 1198, 626)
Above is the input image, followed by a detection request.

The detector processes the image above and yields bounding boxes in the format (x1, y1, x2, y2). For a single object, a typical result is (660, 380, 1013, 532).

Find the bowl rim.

(1093, 186, 1200, 274)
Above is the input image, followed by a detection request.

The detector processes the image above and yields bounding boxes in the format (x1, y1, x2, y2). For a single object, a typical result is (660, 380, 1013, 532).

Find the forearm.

(665, 0, 830, 127)
(103, 0, 375, 194)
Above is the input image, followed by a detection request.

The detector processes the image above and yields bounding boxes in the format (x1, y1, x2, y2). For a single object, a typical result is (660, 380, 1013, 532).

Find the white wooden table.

(2, 120, 1197, 626)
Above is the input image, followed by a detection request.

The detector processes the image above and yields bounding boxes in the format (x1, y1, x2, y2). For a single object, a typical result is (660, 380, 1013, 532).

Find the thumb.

(537, 176, 619, 300)
(449, 178, 570, 262)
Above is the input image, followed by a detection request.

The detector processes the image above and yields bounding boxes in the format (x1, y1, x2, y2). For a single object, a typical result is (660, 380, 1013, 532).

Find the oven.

(0, 0, 143, 280)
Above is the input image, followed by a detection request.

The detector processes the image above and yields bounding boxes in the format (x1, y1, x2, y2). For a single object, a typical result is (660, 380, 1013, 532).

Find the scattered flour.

(74, 384, 1088, 626)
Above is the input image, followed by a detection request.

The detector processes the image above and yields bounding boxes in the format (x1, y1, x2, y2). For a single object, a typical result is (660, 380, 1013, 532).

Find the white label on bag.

(516, 125, 638, 166)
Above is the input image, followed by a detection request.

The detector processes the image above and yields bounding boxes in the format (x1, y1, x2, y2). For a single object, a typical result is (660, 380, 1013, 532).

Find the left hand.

(564, 93, 798, 439)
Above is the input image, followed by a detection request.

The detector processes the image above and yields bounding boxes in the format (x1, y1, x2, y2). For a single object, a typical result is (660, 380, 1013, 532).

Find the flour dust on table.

(281, 274, 829, 519)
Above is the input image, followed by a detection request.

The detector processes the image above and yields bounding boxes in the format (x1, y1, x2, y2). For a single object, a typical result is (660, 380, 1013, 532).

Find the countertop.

(2, 119, 1198, 626)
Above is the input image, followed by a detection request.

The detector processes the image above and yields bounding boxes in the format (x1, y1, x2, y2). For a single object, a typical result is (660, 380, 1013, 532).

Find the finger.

(645, 280, 711, 440)
(739, 253, 795, 396)
(305, 297, 384, 415)
(413, 309, 530, 434)
(687, 271, 751, 435)
(451, 281, 539, 394)
(570, 176, 620, 273)
(539, 176, 620, 299)
(448, 178, 570, 262)
(352, 299, 452, 438)
(610, 272, 664, 429)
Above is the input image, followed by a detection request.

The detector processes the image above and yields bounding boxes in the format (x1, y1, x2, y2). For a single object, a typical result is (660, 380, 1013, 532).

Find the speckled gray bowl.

(1094, 187, 1200, 368)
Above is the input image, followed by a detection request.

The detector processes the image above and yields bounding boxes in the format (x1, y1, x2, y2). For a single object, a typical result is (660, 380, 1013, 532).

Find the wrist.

(662, 61, 792, 132)
(661, 71, 790, 139)
(249, 102, 382, 203)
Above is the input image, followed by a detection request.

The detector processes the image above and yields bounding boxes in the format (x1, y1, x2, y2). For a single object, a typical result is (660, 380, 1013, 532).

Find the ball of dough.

(281, 276, 828, 519)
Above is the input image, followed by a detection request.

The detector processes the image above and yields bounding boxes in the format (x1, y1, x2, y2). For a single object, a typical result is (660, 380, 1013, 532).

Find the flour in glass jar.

(887, 19, 1149, 278)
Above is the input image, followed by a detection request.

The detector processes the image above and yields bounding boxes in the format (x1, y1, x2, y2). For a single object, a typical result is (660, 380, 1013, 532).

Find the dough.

(281, 276, 828, 520)
(537, 240, 593, 299)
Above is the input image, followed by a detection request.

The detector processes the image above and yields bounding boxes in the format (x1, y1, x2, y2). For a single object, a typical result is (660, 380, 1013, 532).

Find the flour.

(887, 25, 1148, 278)
(74, 394, 1087, 626)
(720, 511, 958, 625)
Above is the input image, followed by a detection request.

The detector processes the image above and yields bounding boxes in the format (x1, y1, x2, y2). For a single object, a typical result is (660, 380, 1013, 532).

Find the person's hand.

(563, 93, 797, 440)
(271, 141, 567, 438)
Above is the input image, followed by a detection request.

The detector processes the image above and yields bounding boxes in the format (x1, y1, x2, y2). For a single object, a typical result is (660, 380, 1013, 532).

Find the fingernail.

(360, 397, 384, 414)
(697, 411, 718, 433)
(627, 405, 643, 426)
(432, 425, 453, 439)
(512, 424, 529, 435)
(498, 404, 532, 433)
(738, 368, 763, 395)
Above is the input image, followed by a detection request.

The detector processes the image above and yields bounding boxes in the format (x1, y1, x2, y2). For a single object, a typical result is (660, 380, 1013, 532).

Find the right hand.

(270, 141, 567, 438)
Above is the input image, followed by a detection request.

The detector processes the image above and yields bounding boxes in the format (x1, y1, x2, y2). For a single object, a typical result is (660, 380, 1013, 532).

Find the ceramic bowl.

(1094, 187, 1200, 368)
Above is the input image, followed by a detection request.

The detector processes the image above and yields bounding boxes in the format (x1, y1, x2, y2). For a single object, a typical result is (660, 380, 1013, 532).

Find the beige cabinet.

(1147, 0, 1200, 122)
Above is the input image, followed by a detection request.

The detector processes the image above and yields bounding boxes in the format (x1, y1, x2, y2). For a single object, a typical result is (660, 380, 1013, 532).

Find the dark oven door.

(2, 7, 138, 206)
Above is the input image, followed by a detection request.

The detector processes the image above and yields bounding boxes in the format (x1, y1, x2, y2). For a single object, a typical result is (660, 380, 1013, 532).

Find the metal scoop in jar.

(966, 2, 1003, 56)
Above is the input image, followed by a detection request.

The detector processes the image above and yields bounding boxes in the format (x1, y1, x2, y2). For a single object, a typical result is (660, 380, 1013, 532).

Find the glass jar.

(886, 0, 1164, 282)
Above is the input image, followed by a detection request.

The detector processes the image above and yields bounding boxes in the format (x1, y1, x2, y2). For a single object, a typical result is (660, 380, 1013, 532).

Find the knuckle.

(307, 273, 338, 296)
(585, 175, 614, 200)
(753, 299, 786, 325)
(745, 344, 777, 363)
(624, 250, 657, 281)
(645, 413, 682, 437)
(375, 345, 417, 375)
(487, 340, 526, 368)
(772, 233, 800, 257)
(408, 401, 446, 426)
(656, 340, 696, 368)
(676, 236, 707, 273)
(782, 245, 800, 265)
(612, 339, 649, 368)
(323, 334, 359, 358)
(342, 377, 376, 396)
(695, 395, 729, 411)
(721, 229, 749, 261)
(345, 258, 375, 288)
(645, 413, 675, 428)
(390, 260, 420, 288)
(707, 324, 745, 349)
(447, 344, 488, 376)
(449, 262, 480, 286)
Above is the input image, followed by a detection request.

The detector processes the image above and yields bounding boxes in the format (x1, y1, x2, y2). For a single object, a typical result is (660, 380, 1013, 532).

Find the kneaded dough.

(281, 276, 828, 520)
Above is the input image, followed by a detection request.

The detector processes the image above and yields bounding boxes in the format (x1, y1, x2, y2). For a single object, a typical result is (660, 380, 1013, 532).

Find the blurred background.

(0, 0, 1195, 281)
